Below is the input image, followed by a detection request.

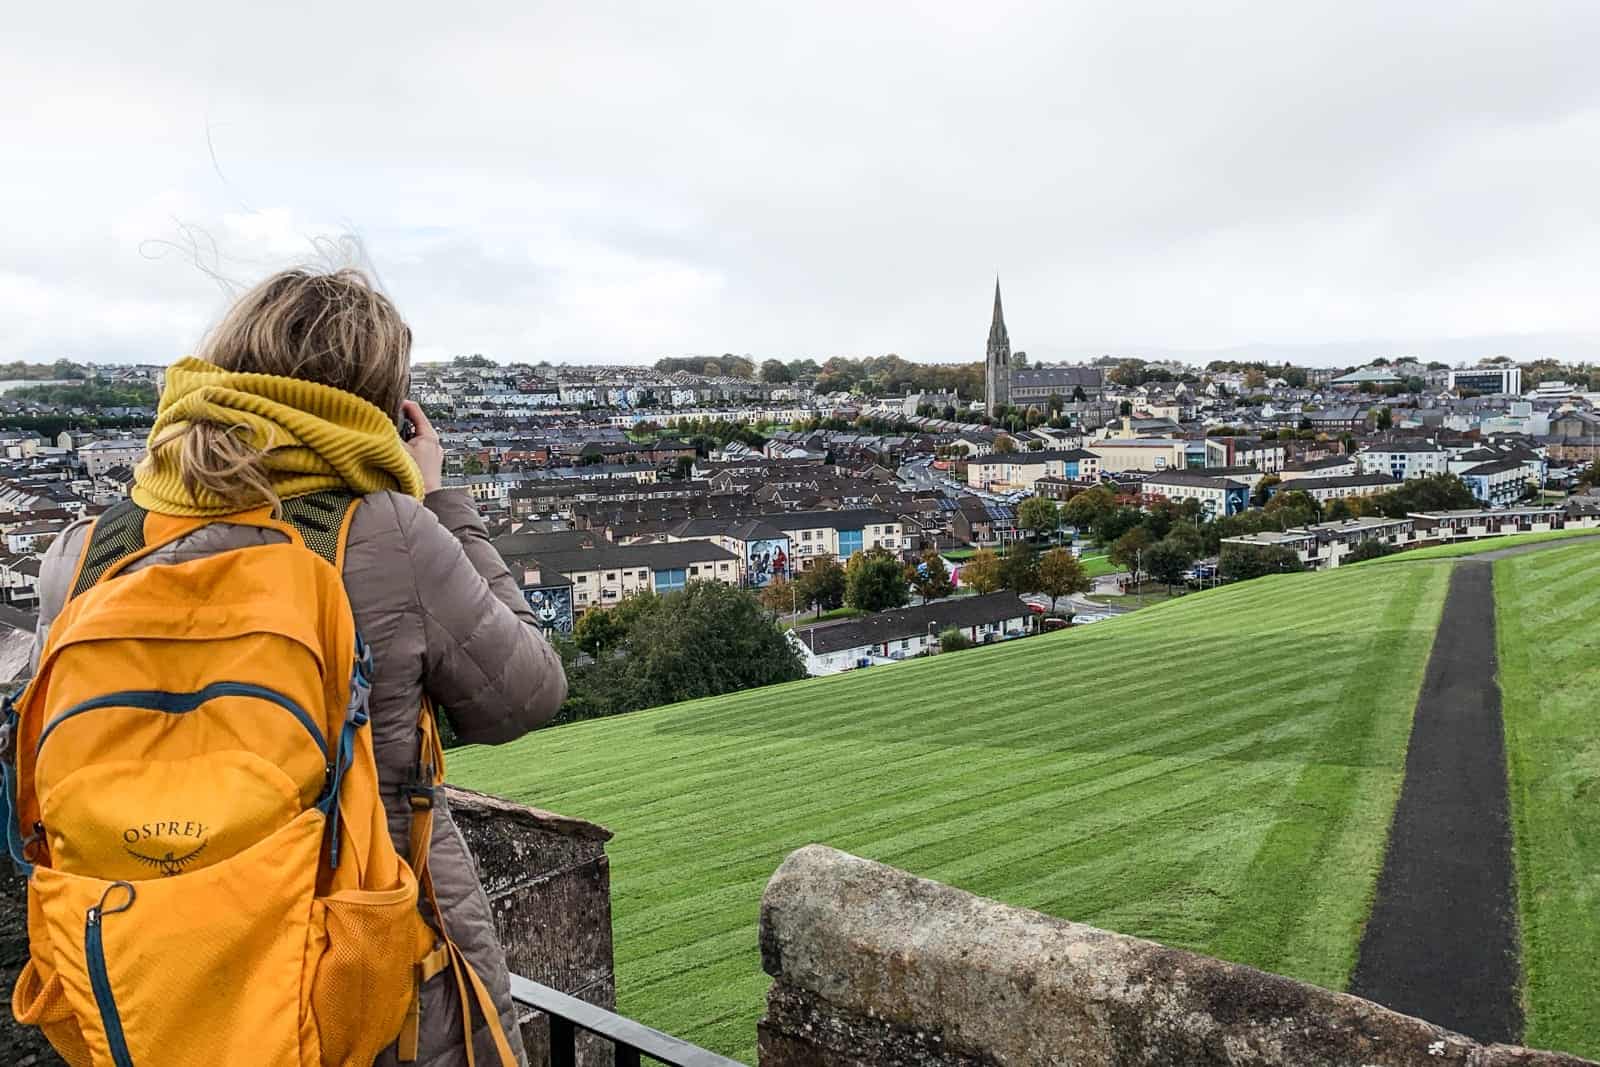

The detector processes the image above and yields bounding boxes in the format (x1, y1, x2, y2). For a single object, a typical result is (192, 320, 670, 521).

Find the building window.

(655, 568, 687, 593)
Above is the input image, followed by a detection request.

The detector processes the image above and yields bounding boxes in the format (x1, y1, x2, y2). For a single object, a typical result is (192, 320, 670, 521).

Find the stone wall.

(759, 845, 1596, 1067)
(0, 784, 614, 1067)
(0, 867, 51, 1066)
(443, 784, 615, 1066)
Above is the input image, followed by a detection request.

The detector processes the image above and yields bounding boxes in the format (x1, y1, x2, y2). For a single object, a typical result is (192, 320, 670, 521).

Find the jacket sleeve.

(28, 520, 92, 675)
(407, 489, 566, 744)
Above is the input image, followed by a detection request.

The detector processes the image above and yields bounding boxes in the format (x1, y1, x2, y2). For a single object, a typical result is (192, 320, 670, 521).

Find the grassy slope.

(452, 565, 1450, 1061)
(1081, 552, 1119, 578)
(1364, 528, 1600, 565)
(1495, 542, 1600, 1056)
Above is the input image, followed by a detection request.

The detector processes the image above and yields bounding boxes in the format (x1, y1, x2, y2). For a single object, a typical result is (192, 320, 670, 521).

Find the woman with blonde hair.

(27, 267, 564, 1065)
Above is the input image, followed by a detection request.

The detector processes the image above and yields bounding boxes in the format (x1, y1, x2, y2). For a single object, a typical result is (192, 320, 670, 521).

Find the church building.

(983, 280, 1104, 417)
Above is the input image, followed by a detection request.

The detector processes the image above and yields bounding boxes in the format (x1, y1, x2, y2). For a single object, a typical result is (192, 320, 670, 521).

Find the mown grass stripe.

(1495, 544, 1600, 1057)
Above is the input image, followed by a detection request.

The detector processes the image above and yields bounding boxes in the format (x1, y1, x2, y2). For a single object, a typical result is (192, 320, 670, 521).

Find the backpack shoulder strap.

(68, 498, 149, 601)
(397, 709, 516, 1066)
(280, 490, 360, 569)
(67, 491, 360, 604)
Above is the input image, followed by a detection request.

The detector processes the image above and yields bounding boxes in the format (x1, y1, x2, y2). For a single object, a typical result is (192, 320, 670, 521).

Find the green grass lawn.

(1495, 541, 1600, 1057)
(1363, 527, 1600, 565)
(452, 563, 1449, 1061)
(1080, 551, 1119, 578)
(777, 605, 864, 629)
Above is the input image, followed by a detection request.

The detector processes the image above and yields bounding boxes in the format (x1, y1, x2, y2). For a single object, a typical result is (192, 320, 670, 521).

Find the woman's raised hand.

(401, 400, 443, 494)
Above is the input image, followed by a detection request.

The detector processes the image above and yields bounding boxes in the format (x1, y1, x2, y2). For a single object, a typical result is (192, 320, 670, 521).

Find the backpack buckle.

(404, 762, 436, 811)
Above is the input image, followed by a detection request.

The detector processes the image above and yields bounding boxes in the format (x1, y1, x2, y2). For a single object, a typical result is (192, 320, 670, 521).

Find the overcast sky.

(7, 2, 1600, 367)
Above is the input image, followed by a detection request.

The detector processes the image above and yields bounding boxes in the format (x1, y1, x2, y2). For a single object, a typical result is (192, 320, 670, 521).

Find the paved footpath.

(1345, 538, 1600, 1041)
(1349, 560, 1519, 1040)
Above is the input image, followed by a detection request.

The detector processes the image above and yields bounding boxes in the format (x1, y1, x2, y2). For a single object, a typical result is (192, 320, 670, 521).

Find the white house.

(788, 592, 1033, 675)
(1356, 441, 1449, 481)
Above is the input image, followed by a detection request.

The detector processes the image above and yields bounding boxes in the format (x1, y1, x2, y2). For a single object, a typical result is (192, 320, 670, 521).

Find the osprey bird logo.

(125, 839, 207, 877)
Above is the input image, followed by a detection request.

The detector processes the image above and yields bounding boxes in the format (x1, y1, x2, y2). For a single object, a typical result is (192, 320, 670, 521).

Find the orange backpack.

(1, 492, 516, 1067)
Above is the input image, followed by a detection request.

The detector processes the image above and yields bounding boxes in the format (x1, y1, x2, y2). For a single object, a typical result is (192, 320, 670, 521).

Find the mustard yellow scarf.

(132, 357, 424, 516)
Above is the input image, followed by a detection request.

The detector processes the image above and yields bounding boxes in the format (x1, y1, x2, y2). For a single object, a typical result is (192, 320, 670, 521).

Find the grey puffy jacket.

(30, 489, 567, 1067)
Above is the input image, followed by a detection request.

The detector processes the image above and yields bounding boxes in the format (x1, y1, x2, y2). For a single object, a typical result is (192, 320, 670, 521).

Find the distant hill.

(1040, 330, 1600, 368)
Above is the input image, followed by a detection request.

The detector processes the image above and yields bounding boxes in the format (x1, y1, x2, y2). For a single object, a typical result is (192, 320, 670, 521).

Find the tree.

(580, 581, 806, 716)
(999, 542, 1042, 595)
(760, 359, 794, 384)
(939, 627, 973, 653)
(1063, 487, 1115, 531)
(910, 550, 955, 603)
(1578, 460, 1600, 489)
(1109, 526, 1153, 580)
(1037, 548, 1091, 613)
(1324, 498, 1354, 522)
(844, 547, 911, 613)
(1143, 499, 1178, 541)
(1017, 496, 1060, 541)
(1375, 406, 1393, 431)
(573, 606, 626, 657)
(1219, 544, 1304, 581)
(994, 434, 1018, 454)
(1164, 521, 1206, 559)
(1072, 385, 1088, 402)
(1265, 488, 1319, 519)
(960, 548, 1003, 594)
(1346, 539, 1399, 563)
(1093, 507, 1145, 548)
(794, 557, 847, 617)
(1118, 400, 1133, 417)
(461, 455, 485, 475)
(1368, 474, 1476, 518)
(758, 576, 798, 615)
(1251, 473, 1282, 507)
(1144, 537, 1194, 592)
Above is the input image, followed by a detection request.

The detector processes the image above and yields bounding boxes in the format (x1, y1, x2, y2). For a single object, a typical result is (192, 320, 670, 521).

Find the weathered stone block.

(758, 844, 1596, 1067)
(445, 784, 616, 1067)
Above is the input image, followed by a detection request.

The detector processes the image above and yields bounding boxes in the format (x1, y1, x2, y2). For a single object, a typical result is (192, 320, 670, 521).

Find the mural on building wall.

(745, 538, 791, 587)
(523, 585, 575, 635)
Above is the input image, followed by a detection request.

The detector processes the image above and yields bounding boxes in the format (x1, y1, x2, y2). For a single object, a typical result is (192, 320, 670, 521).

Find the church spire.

(988, 277, 1008, 348)
(984, 277, 1011, 417)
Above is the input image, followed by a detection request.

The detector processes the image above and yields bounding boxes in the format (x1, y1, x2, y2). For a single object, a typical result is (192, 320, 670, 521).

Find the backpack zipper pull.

(88, 880, 136, 924)
(85, 882, 136, 1067)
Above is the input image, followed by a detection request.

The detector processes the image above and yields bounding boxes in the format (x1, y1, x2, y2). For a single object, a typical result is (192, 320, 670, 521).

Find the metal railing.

(509, 974, 745, 1067)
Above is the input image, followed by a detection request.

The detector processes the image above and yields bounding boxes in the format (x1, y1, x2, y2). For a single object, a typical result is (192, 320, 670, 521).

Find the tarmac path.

(1347, 535, 1600, 1041)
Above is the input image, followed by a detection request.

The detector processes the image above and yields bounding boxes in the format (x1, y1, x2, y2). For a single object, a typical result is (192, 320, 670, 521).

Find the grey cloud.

(6, 1, 1600, 365)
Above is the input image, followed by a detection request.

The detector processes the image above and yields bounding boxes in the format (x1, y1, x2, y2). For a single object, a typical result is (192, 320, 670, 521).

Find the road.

(0, 605, 39, 634)
(1020, 591, 1127, 620)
